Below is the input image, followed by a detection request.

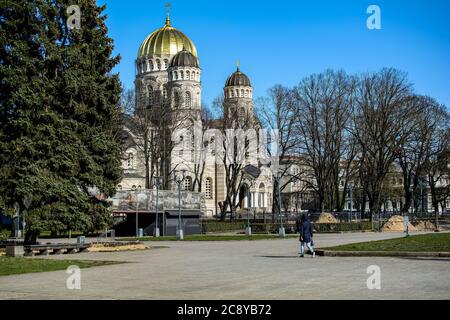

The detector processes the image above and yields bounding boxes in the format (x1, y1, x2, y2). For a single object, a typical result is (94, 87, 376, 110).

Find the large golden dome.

(137, 17, 198, 59)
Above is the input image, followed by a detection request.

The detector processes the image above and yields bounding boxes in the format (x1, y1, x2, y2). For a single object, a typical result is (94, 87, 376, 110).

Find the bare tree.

(292, 70, 355, 212)
(350, 68, 415, 218)
(256, 85, 304, 215)
(126, 83, 191, 189)
(396, 96, 446, 214)
(213, 95, 257, 220)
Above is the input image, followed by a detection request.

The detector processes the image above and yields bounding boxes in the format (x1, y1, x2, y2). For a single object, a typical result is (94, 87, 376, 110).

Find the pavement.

(0, 232, 449, 300)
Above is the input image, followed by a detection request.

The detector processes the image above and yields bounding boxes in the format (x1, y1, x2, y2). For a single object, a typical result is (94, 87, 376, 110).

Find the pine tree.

(0, 0, 123, 244)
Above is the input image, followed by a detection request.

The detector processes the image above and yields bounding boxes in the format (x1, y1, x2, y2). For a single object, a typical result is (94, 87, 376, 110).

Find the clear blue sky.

(100, 0, 450, 108)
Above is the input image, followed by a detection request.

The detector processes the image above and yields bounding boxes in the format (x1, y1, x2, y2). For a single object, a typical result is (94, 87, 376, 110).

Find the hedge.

(312, 222, 372, 233)
(202, 221, 246, 233)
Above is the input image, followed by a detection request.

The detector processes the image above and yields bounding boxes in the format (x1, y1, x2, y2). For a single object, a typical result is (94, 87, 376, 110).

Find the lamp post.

(276, 172, 285, 238)
(153, 176, 163, 237)
(348, 181, 353, 223)
(246, 187, 251, 236)
(135, 186, 141, 238)
(173, 170, 186, 240)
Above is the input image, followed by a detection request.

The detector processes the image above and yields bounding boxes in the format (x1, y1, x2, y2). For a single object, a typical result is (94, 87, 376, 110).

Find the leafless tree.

(213, 95, 257, 221)
(395, 96, 447, 213)
(291, 70, 356, 212)
(126, 83, 191, 189)
(256, 85, 305, 215)
(350, 68, 415, 218)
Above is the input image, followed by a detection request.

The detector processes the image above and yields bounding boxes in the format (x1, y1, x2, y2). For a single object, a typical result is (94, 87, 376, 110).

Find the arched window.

(259, 183, 265, 208)
(191, 71, 195, 80)
(148, 86, 153, 105)
(185, 92, 192, 108)
(235, 89, 239, 97)
(241, 89, 244, 97)
(183, 176, 192, 191)
(163, 87, 167, 99)
(150, 60, 154, 71)
(118, 185, 122, 190)
(174, 91, 180, 108)
(205, 178, 213, 199)
(156, 59, 161, 70)
(180, 70, 184, 79)
(174, 71, 178, 80)
(127, 153, 134, 169)
(164, 59, 169, 69)
(245, 90, 249, 98)
(186, 70, 190, 80)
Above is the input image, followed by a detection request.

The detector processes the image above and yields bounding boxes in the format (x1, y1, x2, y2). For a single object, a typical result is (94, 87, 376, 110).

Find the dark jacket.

(300, 220, 313, 243)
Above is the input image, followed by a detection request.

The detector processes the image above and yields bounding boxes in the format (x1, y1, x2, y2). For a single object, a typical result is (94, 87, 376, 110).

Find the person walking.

(299, 214, 315, 258)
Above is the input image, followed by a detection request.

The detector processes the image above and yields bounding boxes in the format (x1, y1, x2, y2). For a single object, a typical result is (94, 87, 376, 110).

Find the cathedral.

(118, 13, 274, 217)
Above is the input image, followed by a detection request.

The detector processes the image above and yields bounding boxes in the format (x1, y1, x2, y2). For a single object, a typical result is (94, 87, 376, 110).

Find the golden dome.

(137, 17, 198, 59)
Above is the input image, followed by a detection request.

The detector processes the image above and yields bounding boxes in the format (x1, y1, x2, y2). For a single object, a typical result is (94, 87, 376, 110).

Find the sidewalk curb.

(316, 250, 450, 257)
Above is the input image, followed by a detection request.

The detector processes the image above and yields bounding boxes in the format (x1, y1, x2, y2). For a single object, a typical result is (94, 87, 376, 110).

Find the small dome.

(225, 68, 251, 87)
(170, 48, 199, 68)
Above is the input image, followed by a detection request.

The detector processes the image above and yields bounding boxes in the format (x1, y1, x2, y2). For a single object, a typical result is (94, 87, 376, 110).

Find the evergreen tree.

(0, 0, 123, 244)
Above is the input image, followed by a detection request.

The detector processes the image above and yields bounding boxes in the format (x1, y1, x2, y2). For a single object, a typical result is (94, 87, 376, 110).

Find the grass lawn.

(118, 234, 299, 242)
(322, 233, 450, 252)
(0, 257, 122, 277)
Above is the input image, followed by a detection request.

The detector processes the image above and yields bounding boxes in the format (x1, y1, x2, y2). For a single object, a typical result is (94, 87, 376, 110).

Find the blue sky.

(100, 0, 450, 108)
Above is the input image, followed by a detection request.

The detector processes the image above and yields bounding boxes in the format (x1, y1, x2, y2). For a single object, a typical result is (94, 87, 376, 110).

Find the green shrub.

(0, 228, 12, 242)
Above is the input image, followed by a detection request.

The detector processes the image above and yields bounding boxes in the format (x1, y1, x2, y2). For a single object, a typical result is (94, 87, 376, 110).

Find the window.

(186, 70, 190, 80)
(185, 92, 192, 108)
(259, 183, 265, 208)
(174, 91, 180, 108)
(205, 178, 213, 199)
(156, 59, 161, 70)
(183, 176, 192, 191)
(164, 59, 169, 69)
(174, 71, 178, 80)
(163, 87, 167, 99)
(118, 185, 122, 190)
(148, 86, 153, 105)
(180, 71, 184, 79)
(150, 60, 154, 71)
(241, 89, 244, 97)
(127, 153, 134, 169)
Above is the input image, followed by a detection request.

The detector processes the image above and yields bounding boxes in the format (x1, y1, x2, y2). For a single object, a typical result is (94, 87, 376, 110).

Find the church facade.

(119, 14, 274, 217)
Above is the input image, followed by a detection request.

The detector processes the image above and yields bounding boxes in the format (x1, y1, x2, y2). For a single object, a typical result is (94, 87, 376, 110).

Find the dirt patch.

(87, 242, 147, 252)
(316, 213, 339, 224)
(381, 215, 417, 232)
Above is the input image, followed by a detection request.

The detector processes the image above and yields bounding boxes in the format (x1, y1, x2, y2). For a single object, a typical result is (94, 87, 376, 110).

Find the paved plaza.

(1, 232, 449, 300)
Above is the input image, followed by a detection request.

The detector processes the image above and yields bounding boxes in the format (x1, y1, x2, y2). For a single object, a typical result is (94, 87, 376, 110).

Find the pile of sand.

(412, 220, 436, 231)
(381, 215, 417, 232)
(316, 213, 339, 224)
(87, 242, 147, 252)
